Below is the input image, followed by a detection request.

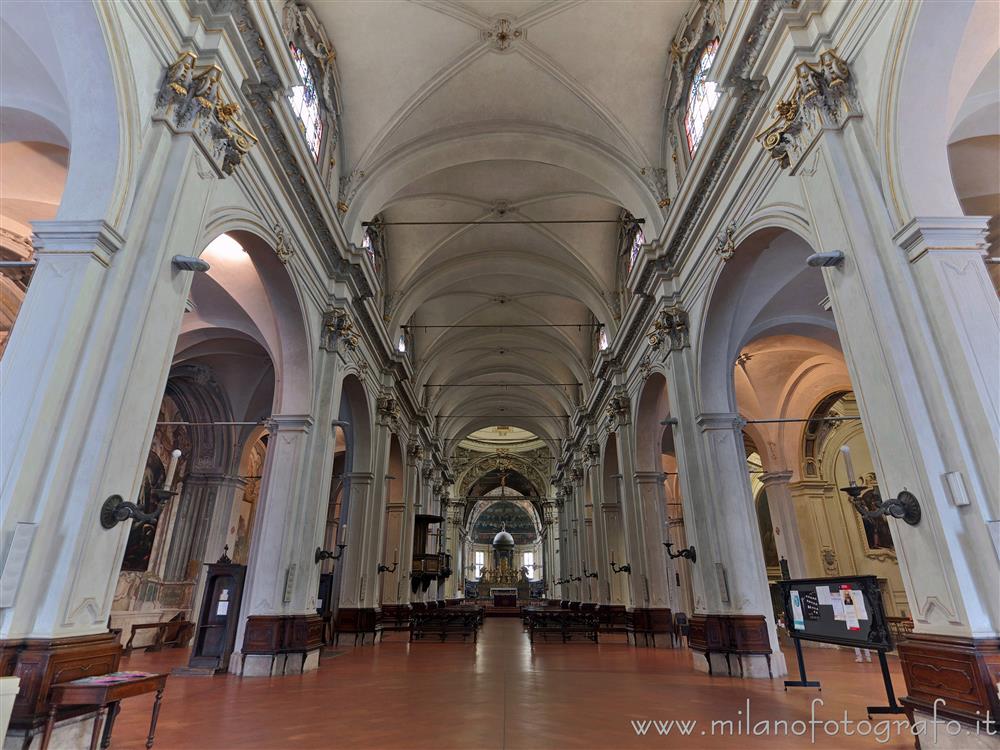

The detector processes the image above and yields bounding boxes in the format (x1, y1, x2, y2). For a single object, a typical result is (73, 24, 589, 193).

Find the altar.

(491, 588, 518, 607)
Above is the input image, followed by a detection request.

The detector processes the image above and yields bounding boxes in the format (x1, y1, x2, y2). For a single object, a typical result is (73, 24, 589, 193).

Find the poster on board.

(777, 575, 892, 650)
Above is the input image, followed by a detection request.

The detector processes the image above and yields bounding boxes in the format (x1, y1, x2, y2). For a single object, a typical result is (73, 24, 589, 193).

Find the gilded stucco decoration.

(648, 305, 690, 352)
(756, 50, 856, 169)
(320, 308, 360, 353)
(155, 51, 258, 176)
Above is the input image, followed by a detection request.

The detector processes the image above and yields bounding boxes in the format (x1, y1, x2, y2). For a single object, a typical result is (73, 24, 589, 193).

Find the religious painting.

(120, 452, 166, 572)
(231, 433, 267, 565)
(472, 500, 537, 545)
(858, 487, 894, 552)
(120, 395, 191, 572)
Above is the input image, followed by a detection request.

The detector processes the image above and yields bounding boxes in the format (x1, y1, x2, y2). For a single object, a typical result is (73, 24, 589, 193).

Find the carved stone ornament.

(605, 392, 631, 433)
(376, 395, 399, 426)
(585, 441, 601, 467)
(714, 223, 737, 261)
(337, 169, 365, 214)
(648, 305, 690, 352)
(406, 443, 424, 466)
(320, 308, 360, 353)
(756, 50, 857, 170)
(154, 51, 258, 176)
(638, 354, 653, 379)
(273, 223, 294, 264)
(481, 16, 525, 51)
(640, 166, 671, 208)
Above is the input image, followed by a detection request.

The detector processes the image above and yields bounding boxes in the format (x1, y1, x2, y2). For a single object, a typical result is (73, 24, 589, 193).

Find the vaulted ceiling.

(307, 0, 690, 446)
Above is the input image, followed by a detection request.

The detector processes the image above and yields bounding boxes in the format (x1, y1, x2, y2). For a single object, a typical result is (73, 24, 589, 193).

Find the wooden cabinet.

(688, 614, 772, 677)
(185, 562, 246, 674)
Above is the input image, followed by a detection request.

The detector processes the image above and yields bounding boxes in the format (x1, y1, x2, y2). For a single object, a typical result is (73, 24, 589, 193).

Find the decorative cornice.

(893, 216, 990, 263)
(31, 220, 125, 268)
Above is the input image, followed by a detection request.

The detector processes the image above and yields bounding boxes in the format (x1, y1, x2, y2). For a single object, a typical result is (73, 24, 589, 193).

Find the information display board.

(778, 575, 892, 651)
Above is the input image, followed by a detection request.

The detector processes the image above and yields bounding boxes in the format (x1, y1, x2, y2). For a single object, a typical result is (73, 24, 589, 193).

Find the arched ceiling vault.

(308, 0, 690, 440)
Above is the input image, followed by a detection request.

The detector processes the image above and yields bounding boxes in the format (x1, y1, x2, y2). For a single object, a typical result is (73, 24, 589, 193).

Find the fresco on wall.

(231, 433, 267, 565)
(472, 500, 537, 544)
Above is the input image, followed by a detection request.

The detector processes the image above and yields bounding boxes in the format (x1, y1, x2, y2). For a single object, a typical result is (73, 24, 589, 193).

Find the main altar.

(474, 525, 531, 601)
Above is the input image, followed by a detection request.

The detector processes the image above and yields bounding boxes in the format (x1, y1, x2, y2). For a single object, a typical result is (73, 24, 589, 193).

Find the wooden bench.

(124, 614, 194, 654)
(526, 611, 599, 644)
(409, 609, 483, 643)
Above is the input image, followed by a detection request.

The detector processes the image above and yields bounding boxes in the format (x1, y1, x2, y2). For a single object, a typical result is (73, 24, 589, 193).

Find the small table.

(42, 671, 167, 750)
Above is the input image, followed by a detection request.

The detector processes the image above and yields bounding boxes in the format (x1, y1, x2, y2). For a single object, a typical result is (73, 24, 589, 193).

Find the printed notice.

(816, 585, 832, 606)
(851, 590, 868, 621)
(790, 590, 805, 630)
(216, 600, 229, 616)
(802, 590, 821, 621)
(830, 591, 845, 621)
(841, 587, 861, 630)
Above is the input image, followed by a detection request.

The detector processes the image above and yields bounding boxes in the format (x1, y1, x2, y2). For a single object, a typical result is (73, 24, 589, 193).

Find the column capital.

(265, 414, 314, 432)
(894, 216, 990, 263)
(759, 469, 794, 487)
(634, 470, 666, 484)
(344, 471, 375, 485)
(696, 412, 745, 431)
(32, 220, 125, 268)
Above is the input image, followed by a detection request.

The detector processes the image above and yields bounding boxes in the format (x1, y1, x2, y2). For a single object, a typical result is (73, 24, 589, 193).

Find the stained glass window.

(684, 38, 721, 156)
(598, 326, 609, 351)
(628, 226, 646, 272)
(397, 334, 407, 353)
(287, 42, 324, 160)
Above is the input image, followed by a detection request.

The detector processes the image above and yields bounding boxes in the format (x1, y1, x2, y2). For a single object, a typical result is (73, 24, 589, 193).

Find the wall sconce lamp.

(609, 558, 631, 575)
(583, 568, 598, 580)
(101, 450, 182, 530)
(663, 541, 697, 563)
(377, 548, 399, 574)
(839, 446, 921, 526)
(568, 574, 582, 582)
(315, 544, 347, 564)
(841, 485, 921, 526)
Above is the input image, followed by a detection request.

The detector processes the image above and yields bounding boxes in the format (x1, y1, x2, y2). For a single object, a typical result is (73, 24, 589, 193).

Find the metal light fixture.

(841, 485, 921, 526)
(663, 540, 697, 563)
(315, 543, 347, 564)
(609, 559, 631, 575)
(583, 568, 598, 580)
(839, 446, 921, 526)
(101, 449, 182, 530)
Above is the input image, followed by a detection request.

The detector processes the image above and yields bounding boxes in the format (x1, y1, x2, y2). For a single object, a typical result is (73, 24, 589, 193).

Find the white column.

(803, 119, 1000, 640)
(232, 415, 313, 674)
(335, 472, 372, 610)
(634, 471, 673, 610)
(0, 124, 219, 641)
(760, 470, 807, 578)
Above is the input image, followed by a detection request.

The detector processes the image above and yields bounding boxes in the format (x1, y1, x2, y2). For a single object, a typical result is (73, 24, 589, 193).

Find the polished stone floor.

(113, 619, 912, 749)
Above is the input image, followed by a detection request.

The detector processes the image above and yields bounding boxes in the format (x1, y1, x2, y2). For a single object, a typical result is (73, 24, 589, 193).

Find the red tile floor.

(111, 619, 915, 749)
